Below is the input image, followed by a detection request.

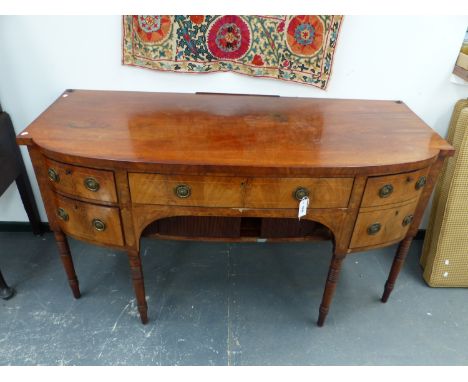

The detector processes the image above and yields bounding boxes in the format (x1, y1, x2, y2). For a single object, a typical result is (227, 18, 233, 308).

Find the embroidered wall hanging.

(122, 15, 343, 89)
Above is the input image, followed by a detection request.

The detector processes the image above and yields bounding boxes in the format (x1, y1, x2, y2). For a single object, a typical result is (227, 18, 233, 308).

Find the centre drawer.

(244, 177, 354, 209)
(129, 173, 245, 207)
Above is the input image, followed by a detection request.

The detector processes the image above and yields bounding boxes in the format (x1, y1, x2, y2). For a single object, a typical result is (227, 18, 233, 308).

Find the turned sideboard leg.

(381, 236, 414, 303)
(317, 253, 345, 327)
(54, 231, 81, 299)
(127, 250, 148, 324)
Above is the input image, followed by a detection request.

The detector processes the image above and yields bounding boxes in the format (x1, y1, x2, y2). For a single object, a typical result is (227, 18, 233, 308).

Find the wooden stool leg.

(128, 250, 148, 324)
(381, 236, 413, 303)
(317, 254, 345, 327)
(54, 231, 81, 298)
(0, 269, 15, 300)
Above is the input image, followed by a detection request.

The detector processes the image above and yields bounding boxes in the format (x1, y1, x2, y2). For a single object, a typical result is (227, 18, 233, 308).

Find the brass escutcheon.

(174, 184, 191, 198)
(367, 223, 381, 235)
(402, 214, 414, 227)
(92, 218, 106, 232)
(293, 187, 310, 201)
(48, 168, 59, 183)
(84, 177, 100, 192)
(379, 184, 394, 198)
(57, 207, 69, 221)
(415, 176, 426, 190)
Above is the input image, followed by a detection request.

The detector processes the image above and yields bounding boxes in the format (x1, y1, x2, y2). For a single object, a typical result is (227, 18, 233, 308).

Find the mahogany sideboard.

(17, 90, 454, 326)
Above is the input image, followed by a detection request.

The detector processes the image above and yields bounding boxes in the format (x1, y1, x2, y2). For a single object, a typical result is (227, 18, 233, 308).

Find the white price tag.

(298, 196, 309, 220)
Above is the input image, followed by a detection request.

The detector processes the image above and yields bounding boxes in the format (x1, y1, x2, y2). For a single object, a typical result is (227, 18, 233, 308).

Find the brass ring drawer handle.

(48, 168, 60, 183)
(293, 187, 310, 201)
(402, 214, 414, 227)
(57, 207, 69, 221)
(415, 176, 426, 190)
(84, 177, 100, 192)
(367, 223, 381, 235)
(174, 184, 191, 198)
(379, 184, 394, 198)
(92, 218, 106, 232)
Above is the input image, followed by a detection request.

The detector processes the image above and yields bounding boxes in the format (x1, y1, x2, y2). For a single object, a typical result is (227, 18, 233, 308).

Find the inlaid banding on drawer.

(52, 194, 124, 246)
(361, 167, 429, 207)
(129, 173, 245, 207)
(45, 158, 118, 203)
(244, 177, 354, 209)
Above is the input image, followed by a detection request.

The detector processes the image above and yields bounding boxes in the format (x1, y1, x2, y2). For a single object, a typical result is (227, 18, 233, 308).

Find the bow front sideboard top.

(17, 90, 454, 326)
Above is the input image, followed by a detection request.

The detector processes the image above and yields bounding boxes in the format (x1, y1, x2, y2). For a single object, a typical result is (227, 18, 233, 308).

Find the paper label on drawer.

(298, 197, 309, 220)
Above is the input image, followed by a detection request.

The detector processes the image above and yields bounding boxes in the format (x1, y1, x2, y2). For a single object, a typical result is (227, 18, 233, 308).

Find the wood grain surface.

(15, 90, 455, 326)
(17, 90, 454, 175)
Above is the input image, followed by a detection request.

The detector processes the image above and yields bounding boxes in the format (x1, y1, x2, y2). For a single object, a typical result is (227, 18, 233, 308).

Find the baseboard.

(0, 221, 51, 233)
(414, 229, 426, 241)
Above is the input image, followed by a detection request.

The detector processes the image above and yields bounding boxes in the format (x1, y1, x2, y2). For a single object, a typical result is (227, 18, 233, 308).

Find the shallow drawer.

(244, 177, 354, 209)
(53, 194, 124, 246)
(350, 201, 418, 249)
(361, 168, 429, 207)
(45, 158, 117, 203)
(129, 173, 244, 207)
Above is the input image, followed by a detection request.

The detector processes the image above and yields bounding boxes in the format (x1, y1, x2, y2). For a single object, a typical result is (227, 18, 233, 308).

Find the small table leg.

(128, 249, 148, 324)
(0, 269, 15, 300)
(317, 253, 345, 327)
(54, 231, 81, 299)
(381, 236, 413, 303)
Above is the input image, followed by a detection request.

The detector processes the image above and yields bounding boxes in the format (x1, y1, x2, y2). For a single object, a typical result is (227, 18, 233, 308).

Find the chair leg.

(15, 171, 43, 235)
(0, 269, 15, 300)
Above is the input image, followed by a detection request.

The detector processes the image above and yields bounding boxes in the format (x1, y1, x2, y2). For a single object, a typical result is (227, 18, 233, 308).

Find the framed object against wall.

(453, 27, 468, 82)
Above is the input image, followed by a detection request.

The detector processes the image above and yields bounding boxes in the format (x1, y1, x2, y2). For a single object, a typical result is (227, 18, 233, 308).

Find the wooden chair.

(1, 103, 43, 299)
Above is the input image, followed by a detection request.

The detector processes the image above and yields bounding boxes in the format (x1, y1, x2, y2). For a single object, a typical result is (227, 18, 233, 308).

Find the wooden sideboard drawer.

(45, 158, 118, 203)
(244, 177, 354, 208)
(129, 173, 244, 207)
(350, 201, 419, 249)
(53, 194, 124, 246)
(361, 168, 429, 207)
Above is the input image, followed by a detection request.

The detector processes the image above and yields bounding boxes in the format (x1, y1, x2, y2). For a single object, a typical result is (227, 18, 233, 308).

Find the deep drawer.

(350, 200, 419, 249)
(53, 193, 124, 246)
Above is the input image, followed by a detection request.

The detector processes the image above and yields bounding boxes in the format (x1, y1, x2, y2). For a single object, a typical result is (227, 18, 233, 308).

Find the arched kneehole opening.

(141, 216, 334, 243)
